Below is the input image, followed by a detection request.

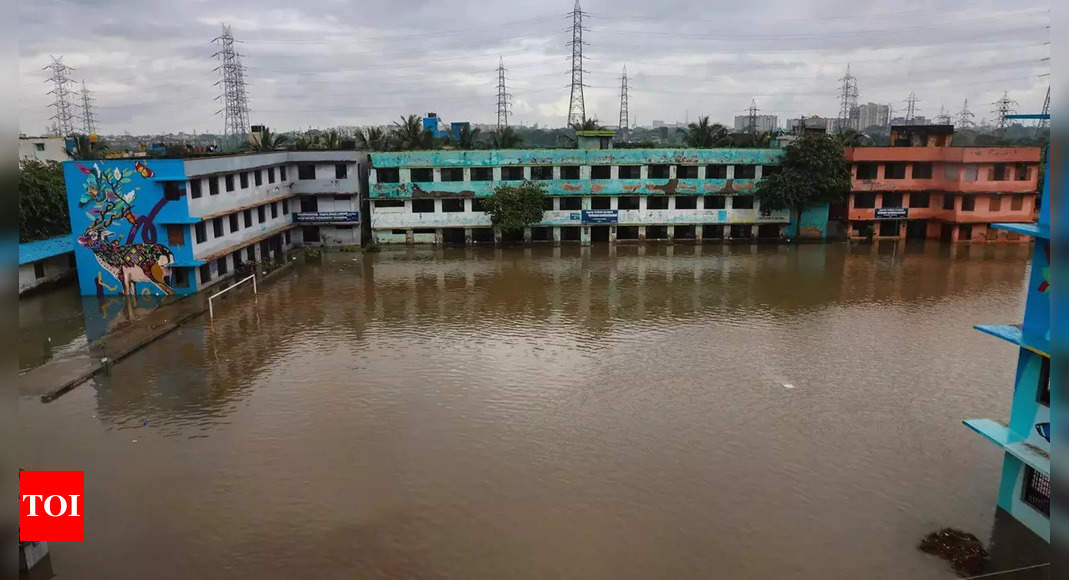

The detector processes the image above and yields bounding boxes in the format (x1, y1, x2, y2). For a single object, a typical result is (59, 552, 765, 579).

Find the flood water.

(19, 242, 1050, 579)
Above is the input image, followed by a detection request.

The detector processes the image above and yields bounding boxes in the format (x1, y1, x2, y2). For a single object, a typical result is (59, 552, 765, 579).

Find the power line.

(746, 98, 759, 135)
(212, 24, 251, 147)
(837, 64, 859, 133)
(80, 80, 97, 135)
(43, 56, 77, 137)
(566, 0, 588, 126)
(496, 56, 511, 131)
(618, 65, 629, 141)
(904, 91, 919, 123)
(992, 91, 1017, 130)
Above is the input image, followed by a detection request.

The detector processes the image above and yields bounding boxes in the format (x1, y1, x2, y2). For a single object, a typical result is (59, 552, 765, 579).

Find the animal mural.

(75, 162, 176, 296)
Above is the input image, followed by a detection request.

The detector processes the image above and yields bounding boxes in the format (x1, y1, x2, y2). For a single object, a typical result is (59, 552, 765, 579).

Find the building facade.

(844, 125, 1041, 242)
(733, 115, 778, 134)
(965, 163, 1051, 541)
(18, 235, 75, 294)
(19, 136, 72, 163)
(63, 151, 366, 296)
(367, 148, 793, 245)
(854, 103, 889, 130)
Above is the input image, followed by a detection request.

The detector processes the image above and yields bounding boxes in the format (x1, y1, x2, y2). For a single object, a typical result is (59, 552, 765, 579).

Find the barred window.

(1022, 467, 1050, 517)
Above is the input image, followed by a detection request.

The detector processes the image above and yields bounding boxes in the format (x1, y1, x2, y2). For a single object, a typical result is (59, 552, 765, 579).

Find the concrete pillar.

(723, 224, 731, 240)
(724, 196, 733, 210)
(432, 168, 442, 182)
(610, 196, 618, 209)
(726, 165, 736, 179)
(638, 225, 647, 241)
(493, 227, 503, 245)
(668, 196, 676, 210)
(552, 166, 561, 179)
(435, 228, 444, 246)
(464, 228, 473, 246)
(523, 227, 532, 244)
(580, 165, 591, 180)
(668, 165, 677, 179)
(492, 166, 502, 181)
(751, 225, 760, 238)
(553, 197, 561, 210)
(609, 165, 619, 179)
(667, 225, 675, 242)
(609, 225, 617, 243)
(695, 225, 704, 243)
(552, 226, 561, 246)
(754, 165, 763, 179)
(405, 229, 414, 245)
(462, 167, 471, 181)
(639, 196, 647, 211)
(697, 165, 706, 179)
(581, 226, 591, 246)
(582, 197, 591, 209)
(639, 165, 649, 179)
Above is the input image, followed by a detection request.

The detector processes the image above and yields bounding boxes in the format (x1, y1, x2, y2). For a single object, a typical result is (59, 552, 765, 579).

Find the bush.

(481, 181, 546, 233)
(19, 160, 69, 243)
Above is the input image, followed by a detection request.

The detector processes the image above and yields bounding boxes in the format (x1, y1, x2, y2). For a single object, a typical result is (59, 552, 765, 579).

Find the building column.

(695, 225, 704, 244)
(638, 225, 647, 241)
(580, 226, 591, 246)
(405, 230, 414, 245)
(722, 224, 731, 240)
(667, 225, 675, 242)
(493, 227, 502, 246)
(552, 226, 561, 246)
(464, 228, 473, 246)
(609, 225, 617, 243)
(435, 228, 444, 246)
(751, 225, 760, 238)
(523, 227, 532, 244)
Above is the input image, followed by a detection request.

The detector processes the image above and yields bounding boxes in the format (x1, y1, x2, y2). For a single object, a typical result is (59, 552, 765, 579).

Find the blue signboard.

(581, 209, 618, 224)
(293, 211, 359, 223)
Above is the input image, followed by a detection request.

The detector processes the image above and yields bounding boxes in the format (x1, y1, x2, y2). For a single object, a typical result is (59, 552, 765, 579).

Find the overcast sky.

(18, 0, 1050, 135)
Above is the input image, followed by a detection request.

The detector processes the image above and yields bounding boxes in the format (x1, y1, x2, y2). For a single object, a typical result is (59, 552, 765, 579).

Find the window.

(964, 166, 978, 182)
(335, 164, 347, 179)
(618, 166, 640, 179)
(961, 196, 975, 211)
(674, 196, 697, 209)
(377, 168, 399, 183)
(33, 262, 45, 279)
(1015, 164, 1030, 181)
(881, 193, 903, 208)
(333, 194, 350, 202)
(502, 166, 524, 180)
(195, 222, 207, 243)
(591, 165, 611, 179)
(244, 210, 252, 228)
(885, 163, 907, 179)
(992, 163, 1008, 181)
(1022, 466, 1050, 517)
(647, 196, 668, 210)
(199, 263, 211, 283)
(172, 268, 189, 289)
(34, 143, 45, 151)
(190, 179, 202, 199)
(441, 168, 464, 181)
(856, 163, 878, 179)
(618, 196, 640, 210)
(412, 199, 435, 213)
(301, 196, 318, 212)
(229, 214, 239, 232)
(167, 225, 185, 246)
(943, 195, 956, 210)
(282, 201, 289, 215)
(268, 167, 276, 183)
(908, 192, 930, 208)
(284, 231, 291, 245)
(1011, 195, 1024, 211)
(213, 218, 224, 238)
(531, 166, 553, 180)
(854, 192, 876, 209)
(240, 172, 249, 189)
(470, 167, 492, 181)
(912, 162, 933, 179)
(246, 246, 256, 261)
(542, 197, 555, 210)
(945, 165, 960, 181)
(209, 177, 219, 196)
(676, 165, 698, 179)
(560, 166, 580, 180)
(560, 197, 582, 210)
(734, 165, 756, 179)
(217, 257, 228, 276)
(232, 251, 243, 268)
(271, 203, 278, 219)
(989, 196, 1001, 212)
(591, 197, 611, 209)
(1038, 356, 1050, 407)
(762, 165, 781, 178)
(733, 195, 754, 209)
(442, 199, 464, 212)
(706, 165, 727, 179)
(255, 170, 263, 186)
(411, 168, 433, 182)
(649, 164, 670, 179)
(280, 166, 287, 181)
(164, 182, 183, 201)
(704, 195, 726, 209)
(258, 206, 266, 223)
(225, 174, 234, 192)
(374, 199, 405, 208)
(472, 199, 489, 212)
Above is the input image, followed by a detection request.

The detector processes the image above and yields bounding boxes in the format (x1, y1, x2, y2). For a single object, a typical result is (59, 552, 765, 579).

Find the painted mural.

(72, 161, 177, 296)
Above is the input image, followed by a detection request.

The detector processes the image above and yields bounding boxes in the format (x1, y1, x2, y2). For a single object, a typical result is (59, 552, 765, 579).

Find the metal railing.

(208, 274, 257, 321)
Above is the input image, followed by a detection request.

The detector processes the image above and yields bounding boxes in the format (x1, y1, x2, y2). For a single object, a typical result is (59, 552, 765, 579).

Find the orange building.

(844, 125, 1042, 242)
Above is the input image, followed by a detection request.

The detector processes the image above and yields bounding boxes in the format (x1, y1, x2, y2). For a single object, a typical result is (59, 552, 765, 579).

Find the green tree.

(320, 130, 341, 150)
(294, 132, 315, 150)
(70, 134, 107, 160)
(19, 160, 70, 242)
(454, 125, 481, 149)
(679, 116, 729, 147)
(391, 114, 435, 150)
(250, 127, 289, 151)
(488, 126, 523, 148)
(571, 118, 603, 131)
(754, 134, 851, 212)
(358, 127, 391, 151)
(481, 181, 546, 233)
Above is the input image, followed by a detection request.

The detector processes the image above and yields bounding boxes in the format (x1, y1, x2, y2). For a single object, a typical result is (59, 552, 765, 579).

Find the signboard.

(293, 211, 359, 223)
(581, 209, 619, 224)
(874, 207, 908, 219)
(568, 212, 582, 221)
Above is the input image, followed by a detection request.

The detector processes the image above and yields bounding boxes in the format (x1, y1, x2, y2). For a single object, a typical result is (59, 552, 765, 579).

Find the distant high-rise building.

(855, 103, 889, 130)
(733, 114, 778, 133)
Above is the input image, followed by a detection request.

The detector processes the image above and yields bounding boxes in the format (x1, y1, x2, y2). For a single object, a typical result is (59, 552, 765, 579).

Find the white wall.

(19, 254, 75, 294)
(19, 137, 71, 163)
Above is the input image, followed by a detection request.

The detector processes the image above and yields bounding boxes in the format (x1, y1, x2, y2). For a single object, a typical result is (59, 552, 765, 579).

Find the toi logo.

(20, 471, 84, 541)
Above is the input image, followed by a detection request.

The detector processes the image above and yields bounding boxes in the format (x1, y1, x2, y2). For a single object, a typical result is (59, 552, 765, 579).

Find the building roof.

(19, 234, 73, 265)
(890, 124, 955, 134)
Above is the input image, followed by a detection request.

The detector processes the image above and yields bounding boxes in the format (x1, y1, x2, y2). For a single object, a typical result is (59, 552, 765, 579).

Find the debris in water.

(782, 383, 795, 389)
(919, 528, 988, 576)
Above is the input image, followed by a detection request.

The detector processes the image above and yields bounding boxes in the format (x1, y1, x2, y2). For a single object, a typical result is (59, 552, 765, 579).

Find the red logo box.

(20, 471, 84, 541)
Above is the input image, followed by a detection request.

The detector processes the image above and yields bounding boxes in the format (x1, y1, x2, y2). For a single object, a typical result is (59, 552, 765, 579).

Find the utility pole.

(956, 98, 974, 128)
(618, 66, 629, 141)
(80, 80, 97, 135)
(496, 57, 511, 131)
(837, 64, 858, 133)
(43, 56, 77, 137)
(212, 24, 251, 148)
(747, 98, 759, 135)
(566, 0, 588, 127)
(904, 91, 919, 124)
(992, 91, 1016, 131)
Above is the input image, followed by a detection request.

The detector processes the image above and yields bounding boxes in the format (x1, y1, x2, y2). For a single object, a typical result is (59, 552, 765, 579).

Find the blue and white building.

(18, 235, 75, 294)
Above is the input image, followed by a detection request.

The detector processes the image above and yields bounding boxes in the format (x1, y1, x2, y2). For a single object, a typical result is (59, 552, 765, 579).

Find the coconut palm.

(357, 127, 390, 151)
(571, 118, 603, 131)
(251, 127, 289, 152)
(391, 114, 435, 151)
(454, 125, 481, 149)
(320, 130, 341, 150)
(679, 116, 729, 148)
(488, 126, 523, 149)
(294, 133, 315, 151)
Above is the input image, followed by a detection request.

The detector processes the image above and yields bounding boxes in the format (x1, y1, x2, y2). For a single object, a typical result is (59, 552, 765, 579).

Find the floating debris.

(919, 528, 988, 576)
(782, 383, 795, 389)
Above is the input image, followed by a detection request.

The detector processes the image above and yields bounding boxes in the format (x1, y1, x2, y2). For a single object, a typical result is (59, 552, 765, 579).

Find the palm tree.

(488, 126, 523, 149)
(454, 125, 481, 149)
(391, 114, 435, 150)
(251, 127, 288, 152)
(571, 118, 603, 131)
(836, 129, 870, 147)
(357, 127, 390, 151)
(320, 130, 341, 150)
(679, 116, 729, 148)
(294, 133, 314, 151)
(70, 134, 107, 160)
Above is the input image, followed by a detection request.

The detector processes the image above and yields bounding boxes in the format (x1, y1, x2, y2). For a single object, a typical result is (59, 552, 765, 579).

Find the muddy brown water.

(18, 242, 1050, 579)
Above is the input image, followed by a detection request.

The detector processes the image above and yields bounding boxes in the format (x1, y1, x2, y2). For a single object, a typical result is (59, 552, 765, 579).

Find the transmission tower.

(992, 91, 1017, 131)
(904, 91, 919, 124)
(618, 66, 629, 141)
(956, 98, 975, 128)
(746, 98, 759, 135)
(212, 24, 251, 146)
(1039, 85, 1050, 128)
(566, 0, 588, 126)
(935, 105, 951, 126)
(837, 64, 859, 132)
(79, 80, 97, 135)
(43, 56, 77, 137)
(496, 57, 511, 131)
